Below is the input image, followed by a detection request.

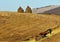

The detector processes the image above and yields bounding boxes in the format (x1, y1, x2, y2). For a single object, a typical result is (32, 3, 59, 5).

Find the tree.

(25, 6, 32, 13)
(17, 6, 24, 13)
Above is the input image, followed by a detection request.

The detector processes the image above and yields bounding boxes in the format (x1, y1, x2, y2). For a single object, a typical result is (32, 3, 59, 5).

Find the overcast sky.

(0, 0, 60, 11)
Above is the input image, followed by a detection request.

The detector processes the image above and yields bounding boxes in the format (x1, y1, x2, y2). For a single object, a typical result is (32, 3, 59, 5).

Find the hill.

(0, 12, 60, 42)
(32, 5, 60, 14)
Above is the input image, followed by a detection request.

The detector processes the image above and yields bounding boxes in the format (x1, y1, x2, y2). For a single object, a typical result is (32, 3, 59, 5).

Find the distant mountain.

(32, 5, 60, 14)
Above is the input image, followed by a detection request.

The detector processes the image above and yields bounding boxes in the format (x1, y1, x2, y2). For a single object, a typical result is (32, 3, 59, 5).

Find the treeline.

(17, 6, 32, 13)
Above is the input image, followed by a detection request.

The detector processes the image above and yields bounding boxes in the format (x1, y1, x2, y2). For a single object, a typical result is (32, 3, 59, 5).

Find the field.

(0, 12, 60, 42)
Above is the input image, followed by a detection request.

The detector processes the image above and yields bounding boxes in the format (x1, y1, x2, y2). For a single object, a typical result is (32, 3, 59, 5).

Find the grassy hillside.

(0, 12, 60, 42)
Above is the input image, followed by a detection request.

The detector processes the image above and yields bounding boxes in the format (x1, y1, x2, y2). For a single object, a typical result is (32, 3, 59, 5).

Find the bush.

(25, 6, 32, 13)
(17, 6, 24, 13)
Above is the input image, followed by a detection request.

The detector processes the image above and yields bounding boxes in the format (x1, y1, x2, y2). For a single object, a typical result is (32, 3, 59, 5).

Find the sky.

(0, 0, 60, 11)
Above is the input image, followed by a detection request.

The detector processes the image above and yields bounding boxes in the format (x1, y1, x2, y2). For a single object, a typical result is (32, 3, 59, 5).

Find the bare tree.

(18, 6, 24, 13)
(25, 6, 32, 13)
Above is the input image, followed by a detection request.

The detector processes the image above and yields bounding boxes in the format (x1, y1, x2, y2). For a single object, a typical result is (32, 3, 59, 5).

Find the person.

(34, 35, 38, 40)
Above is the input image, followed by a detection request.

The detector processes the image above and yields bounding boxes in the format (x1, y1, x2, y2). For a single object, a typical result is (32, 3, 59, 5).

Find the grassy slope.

(0, 12, 60, 41)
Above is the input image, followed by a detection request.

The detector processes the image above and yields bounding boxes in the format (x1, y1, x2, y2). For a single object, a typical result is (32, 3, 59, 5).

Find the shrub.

(18, 6, 24, 13)
(25, 6, 32, 13)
